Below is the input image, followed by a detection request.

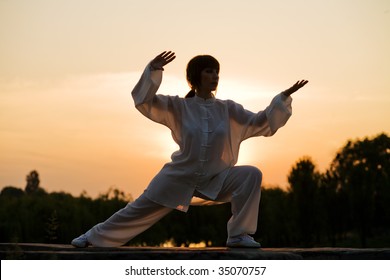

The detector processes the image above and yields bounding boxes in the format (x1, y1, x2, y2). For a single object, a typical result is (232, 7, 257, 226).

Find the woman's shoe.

(71, 234, 90, 248)
(226, 234, 261, 248)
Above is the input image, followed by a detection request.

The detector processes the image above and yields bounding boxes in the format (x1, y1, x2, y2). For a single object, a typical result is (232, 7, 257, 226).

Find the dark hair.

(185, 55, 220, 98)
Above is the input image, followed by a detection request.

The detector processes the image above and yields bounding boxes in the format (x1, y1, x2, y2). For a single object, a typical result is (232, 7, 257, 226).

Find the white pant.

(85, 166, 262, 247)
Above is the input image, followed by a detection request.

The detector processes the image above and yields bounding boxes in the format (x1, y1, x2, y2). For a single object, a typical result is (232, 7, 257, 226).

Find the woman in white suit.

(72, 51, 308, 248)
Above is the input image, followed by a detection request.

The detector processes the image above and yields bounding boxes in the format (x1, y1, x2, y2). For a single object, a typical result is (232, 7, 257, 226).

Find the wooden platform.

(1, 243, 390, 260)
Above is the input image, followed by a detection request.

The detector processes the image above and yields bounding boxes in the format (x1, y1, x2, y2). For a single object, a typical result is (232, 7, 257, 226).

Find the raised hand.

(283, 80, 309, 96)
(150, 51, 176, 71)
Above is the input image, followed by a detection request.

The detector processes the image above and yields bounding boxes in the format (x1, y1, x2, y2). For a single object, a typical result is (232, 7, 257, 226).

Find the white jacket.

(131, 64, 292, 212)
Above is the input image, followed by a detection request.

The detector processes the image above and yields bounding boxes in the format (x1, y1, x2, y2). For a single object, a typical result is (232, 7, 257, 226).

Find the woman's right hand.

(150, 51, 176, 70)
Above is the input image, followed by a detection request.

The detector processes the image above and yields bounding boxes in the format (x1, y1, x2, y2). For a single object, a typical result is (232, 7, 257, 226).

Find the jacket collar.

(194, 94, 216, 104)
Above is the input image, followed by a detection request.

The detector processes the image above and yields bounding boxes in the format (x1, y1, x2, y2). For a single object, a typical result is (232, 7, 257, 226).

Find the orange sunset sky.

(1, 0, 389, 199)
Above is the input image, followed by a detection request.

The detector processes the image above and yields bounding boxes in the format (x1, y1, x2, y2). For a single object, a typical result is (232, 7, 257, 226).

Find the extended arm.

(131, 51, 180, 130)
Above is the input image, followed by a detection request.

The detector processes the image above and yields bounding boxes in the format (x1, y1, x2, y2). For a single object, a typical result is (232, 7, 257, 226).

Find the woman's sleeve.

(131, 63, 180, 129)
(264, 93, 292, 135)
(229, 93, 292, 141)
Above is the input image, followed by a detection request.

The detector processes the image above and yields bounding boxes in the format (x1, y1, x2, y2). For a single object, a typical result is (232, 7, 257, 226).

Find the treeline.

(1, 133, 389, 248)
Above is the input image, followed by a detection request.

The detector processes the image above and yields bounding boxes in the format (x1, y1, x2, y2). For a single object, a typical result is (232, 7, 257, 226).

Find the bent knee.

(242, 166, 262, 184)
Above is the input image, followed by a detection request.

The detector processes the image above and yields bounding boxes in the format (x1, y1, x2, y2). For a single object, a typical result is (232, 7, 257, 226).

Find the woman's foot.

(71, 234, 90, 248)
(226, 234, 261, 248)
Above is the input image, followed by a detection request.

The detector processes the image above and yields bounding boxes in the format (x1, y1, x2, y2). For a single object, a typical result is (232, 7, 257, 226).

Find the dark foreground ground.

(1, 243, 390, 260)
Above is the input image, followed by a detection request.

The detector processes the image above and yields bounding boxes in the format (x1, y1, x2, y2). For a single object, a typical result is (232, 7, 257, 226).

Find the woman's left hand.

(283, 80, 309, 96)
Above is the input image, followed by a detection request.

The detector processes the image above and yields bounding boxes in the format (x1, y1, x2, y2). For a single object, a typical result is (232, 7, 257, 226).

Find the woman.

(71, 51, 308, 248)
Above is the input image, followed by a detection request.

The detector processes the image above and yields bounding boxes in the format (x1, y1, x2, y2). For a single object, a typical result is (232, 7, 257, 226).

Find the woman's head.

(186, 55, 220, 98)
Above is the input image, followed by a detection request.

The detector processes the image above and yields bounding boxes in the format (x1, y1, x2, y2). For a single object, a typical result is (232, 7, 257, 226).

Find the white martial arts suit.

(85, 63, 292, 247)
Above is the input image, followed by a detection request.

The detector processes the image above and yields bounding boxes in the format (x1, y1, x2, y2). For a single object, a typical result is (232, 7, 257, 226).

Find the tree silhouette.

(1, 186, 25, 197)
(25, 170, 40, 194)
(327, 133, 390, 247)
(319, 170, 347, 246)
(287, 157, 322, 246)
